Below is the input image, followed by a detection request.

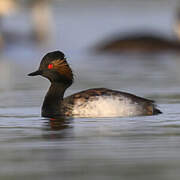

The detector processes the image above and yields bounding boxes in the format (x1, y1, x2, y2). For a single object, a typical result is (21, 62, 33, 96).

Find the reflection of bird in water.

(95, 12, 180, 54)
(46, 118, 72, 131)
(28, 51, 161, 118)
(43, 118, 72, 139)
(0, 0, 53, 47)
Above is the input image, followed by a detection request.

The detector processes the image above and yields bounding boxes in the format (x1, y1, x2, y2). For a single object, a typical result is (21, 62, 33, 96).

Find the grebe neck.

(42, 82, 68, 117)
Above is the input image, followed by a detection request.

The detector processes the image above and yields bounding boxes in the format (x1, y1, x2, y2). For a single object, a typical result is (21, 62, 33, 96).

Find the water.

(1, 0, 180, 179)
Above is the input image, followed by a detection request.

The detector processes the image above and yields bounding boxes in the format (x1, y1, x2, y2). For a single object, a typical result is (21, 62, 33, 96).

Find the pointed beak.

(28, 70, 42, 76)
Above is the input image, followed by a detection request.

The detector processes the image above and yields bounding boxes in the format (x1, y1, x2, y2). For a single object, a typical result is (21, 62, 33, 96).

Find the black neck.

(42, 82, 68, 117)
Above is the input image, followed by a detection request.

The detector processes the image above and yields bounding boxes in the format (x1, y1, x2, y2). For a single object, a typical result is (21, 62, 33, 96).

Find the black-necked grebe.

(96, 13, 180, 53)
(28, 51, 161, 118)
(96, 33, 180, 53)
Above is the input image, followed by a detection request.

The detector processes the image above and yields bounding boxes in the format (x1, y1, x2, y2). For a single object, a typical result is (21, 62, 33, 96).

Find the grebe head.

(28, 51, 73, 85)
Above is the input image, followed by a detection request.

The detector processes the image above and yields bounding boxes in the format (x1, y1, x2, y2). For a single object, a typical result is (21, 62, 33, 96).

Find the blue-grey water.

(0, 0, 180, 179)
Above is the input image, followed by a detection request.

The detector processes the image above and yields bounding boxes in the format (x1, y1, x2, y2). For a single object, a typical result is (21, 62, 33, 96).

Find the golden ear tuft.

(51, 59, 73, 81)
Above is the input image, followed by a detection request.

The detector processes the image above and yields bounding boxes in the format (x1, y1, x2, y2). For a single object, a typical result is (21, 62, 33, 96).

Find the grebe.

(96, 13, 180, 53)
(28, 51, 161, 118)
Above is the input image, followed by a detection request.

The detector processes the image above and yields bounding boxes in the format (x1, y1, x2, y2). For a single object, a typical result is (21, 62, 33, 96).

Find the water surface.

(0, 0, 180, 179)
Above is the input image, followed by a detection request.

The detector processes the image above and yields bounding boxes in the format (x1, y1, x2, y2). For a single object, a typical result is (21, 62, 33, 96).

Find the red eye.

(48, 64, 53, 69)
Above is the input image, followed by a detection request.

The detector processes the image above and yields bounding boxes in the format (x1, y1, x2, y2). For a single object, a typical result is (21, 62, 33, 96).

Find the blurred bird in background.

(0, 0, 53, 47)
(0, 0, 54, 90)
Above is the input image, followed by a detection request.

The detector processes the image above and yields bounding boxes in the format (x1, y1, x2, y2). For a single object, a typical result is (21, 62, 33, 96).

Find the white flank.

(72, 95, 148, 118)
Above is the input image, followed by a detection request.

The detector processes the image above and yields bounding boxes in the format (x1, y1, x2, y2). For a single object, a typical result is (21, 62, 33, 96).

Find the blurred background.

(1, 0, 180, 96)
(1, 0, 180, 180)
